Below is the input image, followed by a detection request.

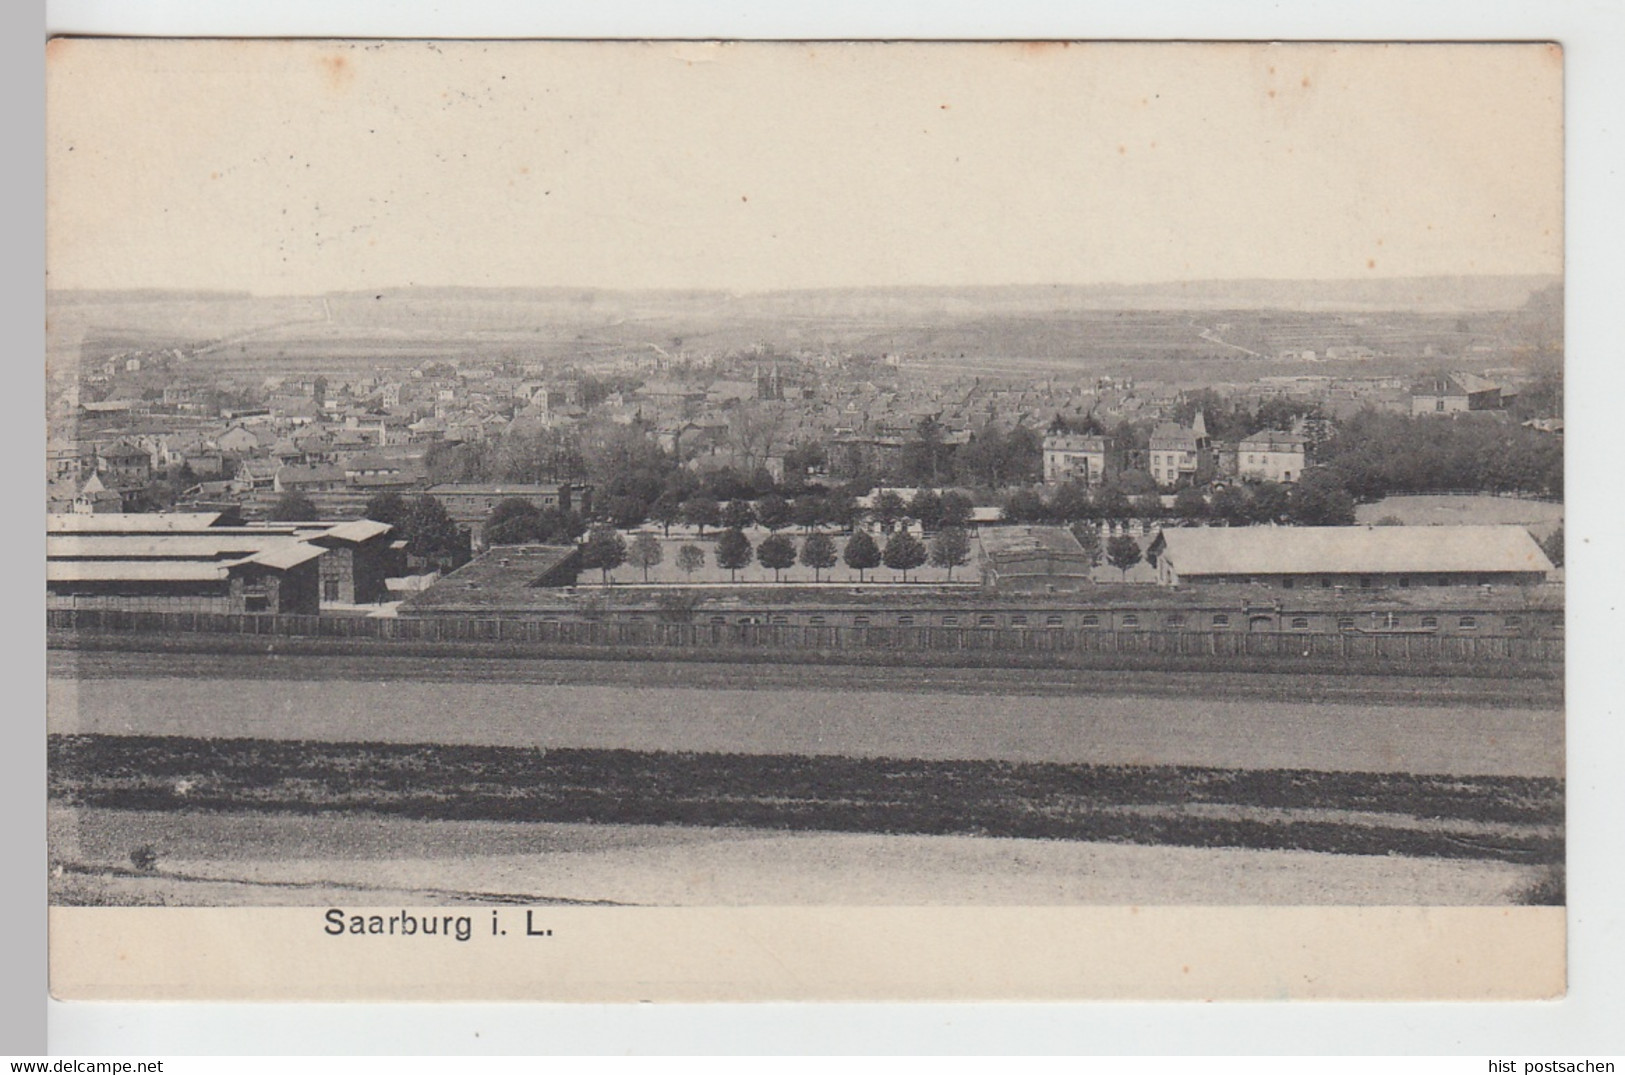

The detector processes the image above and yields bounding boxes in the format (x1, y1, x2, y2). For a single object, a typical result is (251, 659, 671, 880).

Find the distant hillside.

(48, 275, 1559, 318)
(44, 275, 1560, 377)
(712, 276, 1561, 317)
(49, 289, 254, 305)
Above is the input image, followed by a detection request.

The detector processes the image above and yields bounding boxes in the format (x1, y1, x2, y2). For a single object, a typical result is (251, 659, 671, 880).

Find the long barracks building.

(397, 537, 1560, 640)
(1147, 525, 1553, 591)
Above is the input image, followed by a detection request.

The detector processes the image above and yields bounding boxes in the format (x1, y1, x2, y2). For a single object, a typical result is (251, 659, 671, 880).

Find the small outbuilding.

(398, 544, 583, 617)
(978, 526, 1094, 593)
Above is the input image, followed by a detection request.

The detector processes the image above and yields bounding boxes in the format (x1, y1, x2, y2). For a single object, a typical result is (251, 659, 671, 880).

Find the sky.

(45, 39, 1563, 295)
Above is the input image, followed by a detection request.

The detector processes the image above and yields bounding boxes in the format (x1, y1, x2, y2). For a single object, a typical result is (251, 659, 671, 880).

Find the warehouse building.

(1147, 524, 1553, 590)
(47, 531, 324, 614)
(46, 512, 402, 612)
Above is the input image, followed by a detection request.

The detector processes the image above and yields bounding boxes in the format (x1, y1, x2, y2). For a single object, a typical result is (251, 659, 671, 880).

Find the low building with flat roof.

(978, 525, 1095, 593)
(398, 544, 583, 616)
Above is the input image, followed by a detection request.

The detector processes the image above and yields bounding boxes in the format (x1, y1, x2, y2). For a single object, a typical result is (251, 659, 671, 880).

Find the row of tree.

(570, 525, 977, 585)
(639, 488, 977, 537)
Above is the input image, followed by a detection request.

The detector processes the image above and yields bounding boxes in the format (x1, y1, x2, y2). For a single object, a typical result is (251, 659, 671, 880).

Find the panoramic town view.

(45, 41, 1564, 910)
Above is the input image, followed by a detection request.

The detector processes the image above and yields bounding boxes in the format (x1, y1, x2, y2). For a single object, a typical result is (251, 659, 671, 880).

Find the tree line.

(1317, 410, 1562, 501)
(566, 523, 975, 585)
(997, 469, 1357, 527)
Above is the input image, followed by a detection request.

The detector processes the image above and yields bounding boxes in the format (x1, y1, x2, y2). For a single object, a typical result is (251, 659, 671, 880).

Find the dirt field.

(50, 806, 1550, 908)
(47, 649, 1564, 909)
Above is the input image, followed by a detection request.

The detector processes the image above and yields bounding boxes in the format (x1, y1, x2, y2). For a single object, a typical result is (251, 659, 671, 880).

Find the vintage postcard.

(44, 39, 1564, 1001)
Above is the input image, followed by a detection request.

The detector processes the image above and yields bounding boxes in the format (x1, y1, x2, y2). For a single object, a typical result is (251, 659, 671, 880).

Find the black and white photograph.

(42, 38, 1566, 1002)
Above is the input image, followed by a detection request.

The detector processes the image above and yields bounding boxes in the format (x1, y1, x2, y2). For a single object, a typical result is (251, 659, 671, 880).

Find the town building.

(300, 519, 403, 604)
(1042, 433, 1110, 486)
(1148, 413, 1212, 489)
(274, 463, 349, 494)
(1147, 525, 1552, 590)
(53, 472, 127, 514)
(1235, 430, 1307, 484)
(94, 439, 152, 488)
(46, 439, 92, 482)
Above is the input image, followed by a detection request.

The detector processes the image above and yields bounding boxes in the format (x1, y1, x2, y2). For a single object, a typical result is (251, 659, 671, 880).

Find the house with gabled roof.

(1148, 413, 1211, 489)
(218, 425, 270, 455)
(94, 439, 152, 489)
(1411, 373, 1504, 415)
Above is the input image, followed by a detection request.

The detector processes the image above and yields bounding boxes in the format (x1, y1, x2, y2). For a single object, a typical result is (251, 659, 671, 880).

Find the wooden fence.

(46, 607, 1563, 666)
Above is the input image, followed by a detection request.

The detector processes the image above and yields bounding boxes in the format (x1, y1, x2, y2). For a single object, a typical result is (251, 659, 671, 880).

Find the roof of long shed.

(1155, 525, 1553, 577)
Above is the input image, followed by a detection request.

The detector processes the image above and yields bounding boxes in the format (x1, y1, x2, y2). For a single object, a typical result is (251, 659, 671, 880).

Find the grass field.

(1355, 495, 1563, 537)
(48, 652, 1564, 777)
(48, 646, 1564, 708)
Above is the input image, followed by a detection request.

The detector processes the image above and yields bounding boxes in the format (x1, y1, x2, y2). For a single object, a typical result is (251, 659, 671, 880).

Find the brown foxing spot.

(320, 53, 355, 92)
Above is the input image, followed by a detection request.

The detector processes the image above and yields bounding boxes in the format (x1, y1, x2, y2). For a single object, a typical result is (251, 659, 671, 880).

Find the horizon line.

(46, 272, 1563, 300)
